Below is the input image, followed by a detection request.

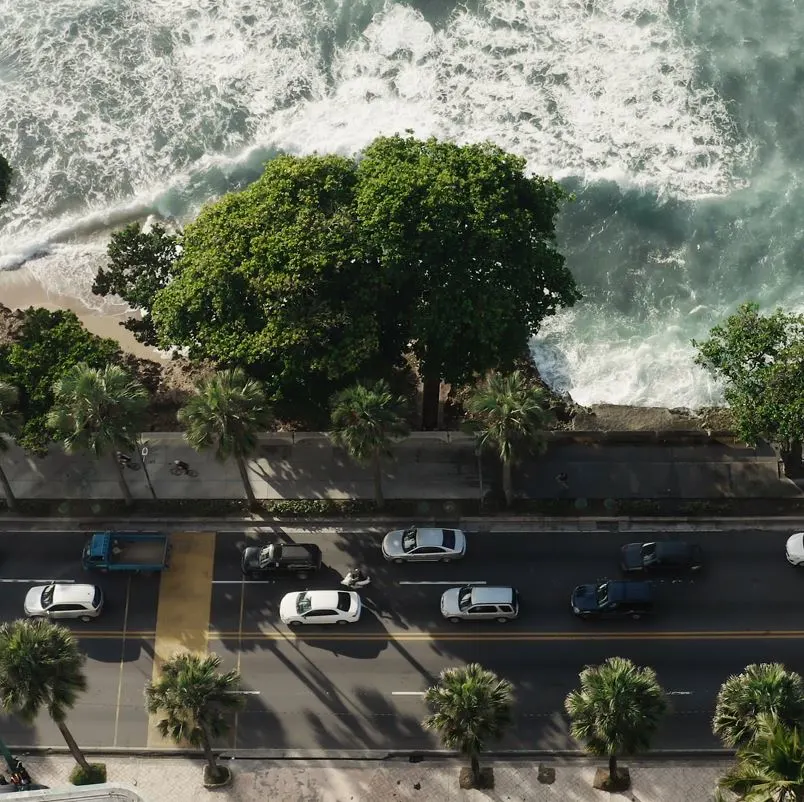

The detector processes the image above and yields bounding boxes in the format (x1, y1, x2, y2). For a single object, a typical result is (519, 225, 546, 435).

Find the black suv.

(241, 542, 322, 580)
(571, 580, 654, 620)
(620, 540, 703, 576)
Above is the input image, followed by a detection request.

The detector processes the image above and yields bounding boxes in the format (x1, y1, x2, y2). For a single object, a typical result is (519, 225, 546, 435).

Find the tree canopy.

(151, 154, 384, 411)
(0, 309, 122, 453)
(356, 135, 580, 387)
(92, 222, 180, 346)
(0, 153, 11, 207)
(693, 302, 804, 451)
(148, 137, 577, 421)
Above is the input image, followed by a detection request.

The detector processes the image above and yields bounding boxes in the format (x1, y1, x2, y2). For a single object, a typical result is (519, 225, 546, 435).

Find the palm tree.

(714, 663, 804, 749)
(145, 652, 243, 783)
(46, 363, 148, 506)
(0, 619, 91, 771)
(178, 369, 273, 508)
(0, 381, 22, 511)
(719, 714, 804, 802)
(565, 656, 667, 790)
(330, 379, 409, 509)
(465, 370, 553, 506)
(423, 663, 514, 788)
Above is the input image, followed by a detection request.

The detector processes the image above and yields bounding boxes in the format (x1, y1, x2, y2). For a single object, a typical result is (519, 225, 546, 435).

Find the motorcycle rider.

(343, 567, 369, 587)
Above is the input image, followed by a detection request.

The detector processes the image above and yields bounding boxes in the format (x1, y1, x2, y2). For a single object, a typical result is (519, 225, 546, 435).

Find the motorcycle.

(341, 570, 371, 589)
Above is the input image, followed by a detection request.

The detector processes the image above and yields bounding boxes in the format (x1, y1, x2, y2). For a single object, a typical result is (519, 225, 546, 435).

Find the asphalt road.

(3, 527, 804, 752)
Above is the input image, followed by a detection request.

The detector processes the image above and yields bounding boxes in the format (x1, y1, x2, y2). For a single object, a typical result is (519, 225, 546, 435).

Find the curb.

(11, 746, 735, 761)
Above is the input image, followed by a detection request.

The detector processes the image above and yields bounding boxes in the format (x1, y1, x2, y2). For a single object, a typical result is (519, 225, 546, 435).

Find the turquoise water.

(1, 0, 801, 406)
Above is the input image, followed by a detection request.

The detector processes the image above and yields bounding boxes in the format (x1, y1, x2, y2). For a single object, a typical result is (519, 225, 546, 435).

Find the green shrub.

(69, 763, 107, 785)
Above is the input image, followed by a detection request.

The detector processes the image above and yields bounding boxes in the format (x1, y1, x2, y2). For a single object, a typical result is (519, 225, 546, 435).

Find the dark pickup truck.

(241, 542, 322, 579)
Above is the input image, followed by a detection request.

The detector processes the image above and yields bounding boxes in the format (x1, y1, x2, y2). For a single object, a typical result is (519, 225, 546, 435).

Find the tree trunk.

(470, 753, 481, 786)
(236, 454, 257, 509)
(112, 455, 132, 506)
(0, 461, 17, 511)
(782, 439, 803, 478)
(199, 725, 218, 778)
(57, 720, 90, 772)
(608, 753, 618, 782)
(372, 450, 384, 510)
(421, 375, 441, 431)
(502, 458, 513, 507)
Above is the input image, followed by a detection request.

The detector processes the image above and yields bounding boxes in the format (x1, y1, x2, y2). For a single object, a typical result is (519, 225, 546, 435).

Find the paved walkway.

(18, 755, 731, 801)
(0, 433, 797, 502)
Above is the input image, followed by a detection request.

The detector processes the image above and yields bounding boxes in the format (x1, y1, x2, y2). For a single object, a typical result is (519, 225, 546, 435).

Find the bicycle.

(170, 463, 198, 477)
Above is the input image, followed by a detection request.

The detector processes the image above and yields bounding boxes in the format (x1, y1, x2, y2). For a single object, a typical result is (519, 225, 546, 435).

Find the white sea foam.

(0, 0, 757, 406)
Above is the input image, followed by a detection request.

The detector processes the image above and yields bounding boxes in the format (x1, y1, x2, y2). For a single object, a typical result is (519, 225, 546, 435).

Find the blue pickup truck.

(82, 531, 170, 573)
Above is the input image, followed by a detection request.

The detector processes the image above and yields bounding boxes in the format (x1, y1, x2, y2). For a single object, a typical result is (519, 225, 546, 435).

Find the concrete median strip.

(147, 531, 216, 747)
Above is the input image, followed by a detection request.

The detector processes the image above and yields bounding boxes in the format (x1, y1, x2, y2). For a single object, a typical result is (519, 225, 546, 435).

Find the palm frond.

(0, 381, 22, 452)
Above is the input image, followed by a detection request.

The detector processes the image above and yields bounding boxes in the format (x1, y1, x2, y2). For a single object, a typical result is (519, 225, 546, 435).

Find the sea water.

(1, 0, 801, 407)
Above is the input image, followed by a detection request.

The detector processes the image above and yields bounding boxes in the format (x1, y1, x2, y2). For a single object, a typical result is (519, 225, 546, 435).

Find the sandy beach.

(0, 267, 165, 360)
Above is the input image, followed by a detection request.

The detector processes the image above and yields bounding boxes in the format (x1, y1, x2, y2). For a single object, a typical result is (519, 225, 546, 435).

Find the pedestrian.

(117, 451, 133, 465)
(174, 459, 190, 473)
(555, 471, 569, 490)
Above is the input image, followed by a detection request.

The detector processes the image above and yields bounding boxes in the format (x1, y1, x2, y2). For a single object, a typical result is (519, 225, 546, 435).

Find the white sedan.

(786, 533, 804, 565)
(279, 590, 362, 626)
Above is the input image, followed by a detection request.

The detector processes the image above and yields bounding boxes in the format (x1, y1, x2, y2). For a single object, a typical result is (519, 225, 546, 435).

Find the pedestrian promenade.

(0, 432, 796, 503)
(16, 755, 731, 801)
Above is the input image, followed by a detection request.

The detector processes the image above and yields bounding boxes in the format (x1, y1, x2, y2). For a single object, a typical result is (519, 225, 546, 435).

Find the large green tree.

(146, 652, 243, 783)
(178, 368, 273, 508)
(424, 663, 514, 789)
(693, 303, 804, 466)
(714, 663, 804, 750)
(719, 715, 804, 802)
(0, 619, 91, 772)
(356, 134, 580, 427)
(0, 382, 22, 511)
(0, 309, 122, 454)
(46, 363, 149, 505)
(565, 657, 667, 791)
(330, 379, 409, 509)
(151, 154, 384, 415)
(92, 222, 180, 346)
(0, 153, 11, 207)
(464, 370, 553, 506)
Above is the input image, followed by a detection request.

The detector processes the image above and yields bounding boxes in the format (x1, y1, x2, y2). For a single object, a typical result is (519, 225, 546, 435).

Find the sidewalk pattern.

(17, 756, 729, 802)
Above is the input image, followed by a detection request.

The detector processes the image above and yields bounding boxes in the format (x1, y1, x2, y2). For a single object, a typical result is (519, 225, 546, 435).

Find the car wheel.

(496, 617, 510, 624)
(337, 619, 348, 625)
(288, 620, 301, 627)
(394, 558, 404, 564)
(440, 557, 452, 563)
(79, 615, 92, 623)
(449, 617, 461, 624)
(297, 572, 308, 580)
(631, 613, 642, 621)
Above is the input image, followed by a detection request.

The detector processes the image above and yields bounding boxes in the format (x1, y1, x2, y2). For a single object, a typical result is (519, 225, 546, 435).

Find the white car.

(24, 583, 104, 622)
(279, 590, 362, 626)
(786, 533, 804, 565)
(381, 527, 467, 563)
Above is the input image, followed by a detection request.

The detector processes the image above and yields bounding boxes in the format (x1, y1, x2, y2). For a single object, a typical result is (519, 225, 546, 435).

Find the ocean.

(1, 0, 801, 407)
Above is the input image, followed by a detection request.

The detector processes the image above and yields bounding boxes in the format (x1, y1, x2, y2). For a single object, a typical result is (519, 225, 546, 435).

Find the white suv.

(441, 586, 519, 623)
(786, 533, 804, 565)
(24, 583, 104, 622)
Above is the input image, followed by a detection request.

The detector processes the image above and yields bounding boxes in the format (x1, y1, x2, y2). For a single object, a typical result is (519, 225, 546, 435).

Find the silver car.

(441, 586, 519, 623)
(382, 527, 466, 563)
(24, 583, 104, 622)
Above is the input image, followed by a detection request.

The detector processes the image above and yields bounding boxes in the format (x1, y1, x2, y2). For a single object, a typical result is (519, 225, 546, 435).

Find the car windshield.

(442, 531, 455, 550)
(336, 592, 352, 612)
(595, 584, 609, 606)
(458, 587, 473, 611)
(402, 530, 417, 552)
(92, 587, 102, 607)
(41, 585, 55, 608)
(641, 543, 657, 563)
(296, 592, 312, 614)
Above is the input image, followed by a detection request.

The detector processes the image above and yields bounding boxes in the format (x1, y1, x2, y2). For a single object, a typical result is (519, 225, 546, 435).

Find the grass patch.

(69, 763, 107, 786)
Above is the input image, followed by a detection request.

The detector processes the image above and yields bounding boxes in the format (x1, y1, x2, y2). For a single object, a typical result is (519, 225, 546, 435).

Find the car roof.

(416, 528, 449, 547)
(52, 584, 98, 604)
(607, 581, 653, 602)
(653, 541, 693, 557)
(469, 586, 515, 605)
(303, 590, 346, 609)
